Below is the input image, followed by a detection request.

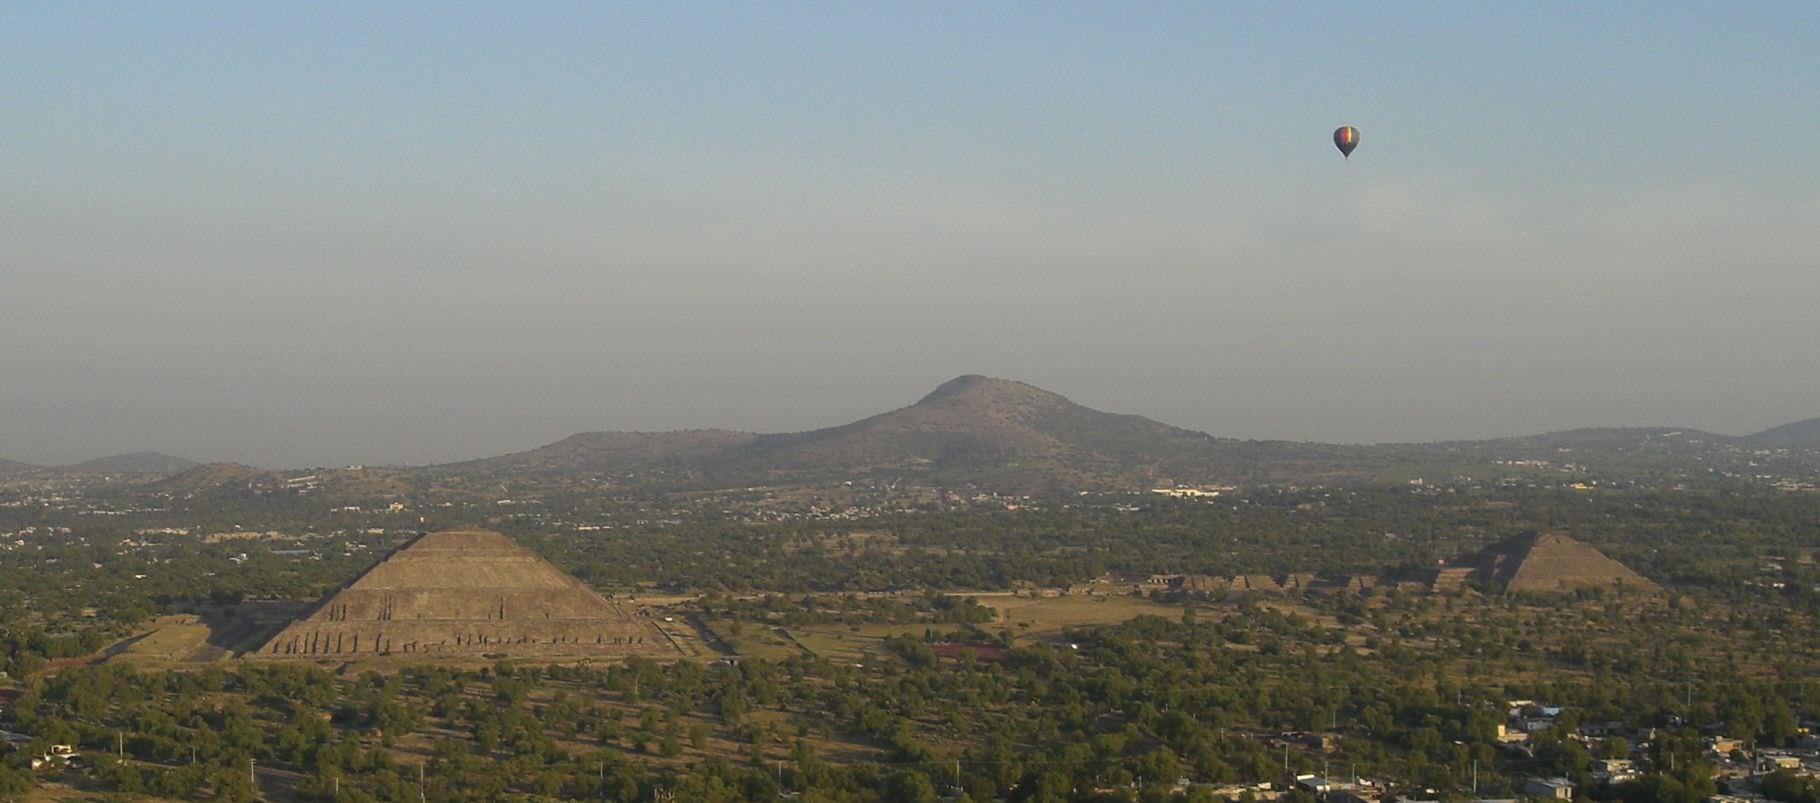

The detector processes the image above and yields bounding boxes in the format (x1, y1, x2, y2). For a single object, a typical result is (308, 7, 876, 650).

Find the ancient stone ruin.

(255, 528, 679, 659)
(1438, 530, 1658, 594)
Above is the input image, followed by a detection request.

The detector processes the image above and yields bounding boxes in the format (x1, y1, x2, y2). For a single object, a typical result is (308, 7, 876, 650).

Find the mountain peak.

(446, 376, 1305, 491)
(916, 375, 1064, 406)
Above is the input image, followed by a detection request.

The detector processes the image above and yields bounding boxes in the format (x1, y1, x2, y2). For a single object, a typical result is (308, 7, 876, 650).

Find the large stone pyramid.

(1456, 531, 1658, 594)
(256, 528, 678, 659)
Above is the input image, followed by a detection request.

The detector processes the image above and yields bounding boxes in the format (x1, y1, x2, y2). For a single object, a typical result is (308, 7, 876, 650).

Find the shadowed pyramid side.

(1451, 531, 1658, 594)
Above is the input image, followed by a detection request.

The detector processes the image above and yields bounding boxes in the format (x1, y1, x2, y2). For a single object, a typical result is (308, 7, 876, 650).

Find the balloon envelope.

(1333, 126, 1359, 158)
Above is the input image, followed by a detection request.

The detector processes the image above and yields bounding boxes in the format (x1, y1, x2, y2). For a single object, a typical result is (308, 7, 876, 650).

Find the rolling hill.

(0, 458, 41, 475)
(64, 452, 200, 475)
(151, 463, 282, 493)
(450, 429, 760, 476)
(1746, 418, 1820, 449)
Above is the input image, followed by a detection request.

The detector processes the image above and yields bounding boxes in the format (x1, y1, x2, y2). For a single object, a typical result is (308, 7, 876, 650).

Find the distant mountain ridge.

(1745, 418, 1820, 449)
(64, 452, 200, 475)
(12, 377, 1818, 492)
(447, 375, 1386, 490)
(0, 452, 197, 477)
(436, 376, 1820, 492)
(449, 429, 760, 475)
(0, 458, 40, 475)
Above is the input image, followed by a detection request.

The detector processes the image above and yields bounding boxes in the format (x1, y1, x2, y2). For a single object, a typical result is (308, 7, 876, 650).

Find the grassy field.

(786, 623, 930, 665)
(699, 618, 803, 661)
(96, 602, 306, 669)
(108, 615, 220, 665)
(977, 593, 1182, 643)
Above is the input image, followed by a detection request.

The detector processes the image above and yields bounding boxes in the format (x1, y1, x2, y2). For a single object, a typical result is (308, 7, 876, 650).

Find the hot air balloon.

(1333, 126, 1359, 159)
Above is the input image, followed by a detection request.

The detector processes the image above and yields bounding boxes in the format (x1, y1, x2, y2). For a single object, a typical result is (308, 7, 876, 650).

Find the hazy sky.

(4, 2, 1818, 468)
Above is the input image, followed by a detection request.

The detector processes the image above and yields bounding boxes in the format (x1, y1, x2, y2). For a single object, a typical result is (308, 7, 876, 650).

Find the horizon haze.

(4, 3, 1817, 467)
(7, 373, 1819, 473)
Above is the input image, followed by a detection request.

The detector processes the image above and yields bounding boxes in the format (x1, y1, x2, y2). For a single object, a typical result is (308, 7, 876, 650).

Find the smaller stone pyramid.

(256, 528, 678, 659)
(1452, 531, 1657, 594)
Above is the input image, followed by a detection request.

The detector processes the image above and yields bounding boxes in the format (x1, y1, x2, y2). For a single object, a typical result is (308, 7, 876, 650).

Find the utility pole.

(250, 758, 256, 789)
(1472, 759, 1478, 796)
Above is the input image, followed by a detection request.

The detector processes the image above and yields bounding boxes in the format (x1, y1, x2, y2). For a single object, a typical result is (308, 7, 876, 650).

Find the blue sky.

(3, 3, 1817, 466)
